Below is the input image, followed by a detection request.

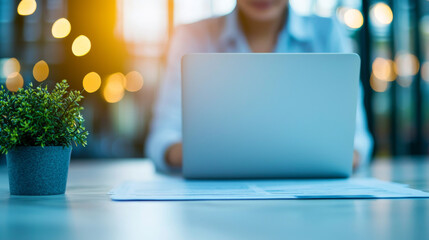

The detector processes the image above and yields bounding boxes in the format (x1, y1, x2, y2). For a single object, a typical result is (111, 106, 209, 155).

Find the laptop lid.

(182, 53, 360, 179)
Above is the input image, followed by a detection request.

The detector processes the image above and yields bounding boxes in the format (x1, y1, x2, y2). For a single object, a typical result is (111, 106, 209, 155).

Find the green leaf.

(0, 80, 88, 151)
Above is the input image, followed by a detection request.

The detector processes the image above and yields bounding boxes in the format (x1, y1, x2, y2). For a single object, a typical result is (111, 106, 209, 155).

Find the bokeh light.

(103, 73, 125, 103)
(72, 35, 91, 57)
(289, 0, 313, 16)
(315, 0, 337, 17)
(394, 53, 420, 77)
(125, 71, 144, 92)
(372, 57, 396, 81)
(83, 72, 102, 93)
(421, 62, 429, 82)
(17, 0, 37, 16)
(52, 18, 71, 38)
(370, 74, 389, 93)
(109, 72, 126, 86)
(397, 77, 413, 88)
(6, 73, 24, 92)
(344, 9, 364, 29)
(33, 60, 49, 82)
(1, 58, 20, 77)
(336, 7, 349, 24)
(370, 3, 393, 26)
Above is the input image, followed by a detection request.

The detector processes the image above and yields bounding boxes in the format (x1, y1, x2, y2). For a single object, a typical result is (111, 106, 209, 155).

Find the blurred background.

(0, 0, 428, 161)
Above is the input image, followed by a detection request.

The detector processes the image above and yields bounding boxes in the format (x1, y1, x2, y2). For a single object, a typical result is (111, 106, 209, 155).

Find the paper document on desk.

(110, 178, 429, 201)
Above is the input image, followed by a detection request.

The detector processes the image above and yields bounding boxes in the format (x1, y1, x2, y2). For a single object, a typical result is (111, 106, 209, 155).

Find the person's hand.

(353, 150, 360, 171)
(165, 143, 183, 168)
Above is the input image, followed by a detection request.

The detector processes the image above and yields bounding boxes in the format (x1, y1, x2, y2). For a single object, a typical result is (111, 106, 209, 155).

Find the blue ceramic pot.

(6, 146, 72, 195)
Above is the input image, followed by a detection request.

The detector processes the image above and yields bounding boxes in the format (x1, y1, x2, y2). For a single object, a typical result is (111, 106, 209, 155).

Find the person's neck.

(239, 9, 287, 53)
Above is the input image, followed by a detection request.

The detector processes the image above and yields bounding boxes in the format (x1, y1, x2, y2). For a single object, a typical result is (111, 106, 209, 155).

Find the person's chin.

(249, 12, 279, 22)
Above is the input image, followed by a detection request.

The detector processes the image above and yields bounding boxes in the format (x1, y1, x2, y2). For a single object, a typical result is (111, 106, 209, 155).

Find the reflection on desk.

(0, 158, 428, 240)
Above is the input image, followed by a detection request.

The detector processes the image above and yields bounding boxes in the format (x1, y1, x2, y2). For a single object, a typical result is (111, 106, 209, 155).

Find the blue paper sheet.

(110, 178, 429, 201)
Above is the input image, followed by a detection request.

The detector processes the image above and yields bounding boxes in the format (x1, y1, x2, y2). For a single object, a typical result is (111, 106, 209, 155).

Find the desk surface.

(0, 158, 428, 240)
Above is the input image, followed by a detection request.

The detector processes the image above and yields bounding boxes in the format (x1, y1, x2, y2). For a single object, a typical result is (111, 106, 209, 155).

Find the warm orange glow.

(2, 58, 20, 77)
(370, 74, 389, 93)
(344, 9, 364, 29)
(33, 60, 49, 82)
(52, 18, 71, 38)
(83, 72, 102, 93)
(370, 3, 393, 26)
(372, 57, 396, 81)
(72, 35, 91, 57)
(125, 71, 144, 92)
(6, 72, 24, 92)
(103, 73, 125, 103)
(394, 53, 420, 77)
(110, 72, 126, 86)
(17, 0, 37, 16)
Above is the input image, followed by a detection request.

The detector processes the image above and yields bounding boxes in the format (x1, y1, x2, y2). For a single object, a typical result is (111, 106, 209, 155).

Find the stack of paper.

(109, 178, 429, 201)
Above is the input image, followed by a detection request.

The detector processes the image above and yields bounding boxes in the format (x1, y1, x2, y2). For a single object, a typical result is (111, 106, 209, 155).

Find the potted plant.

(0, 80, 88, 195)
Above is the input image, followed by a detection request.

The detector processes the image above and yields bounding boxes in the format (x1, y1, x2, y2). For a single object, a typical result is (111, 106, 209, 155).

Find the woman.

(146, 0, 373, 173)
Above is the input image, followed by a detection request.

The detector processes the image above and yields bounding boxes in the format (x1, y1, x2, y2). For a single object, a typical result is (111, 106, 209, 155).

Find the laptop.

(181, 53, 360, 179)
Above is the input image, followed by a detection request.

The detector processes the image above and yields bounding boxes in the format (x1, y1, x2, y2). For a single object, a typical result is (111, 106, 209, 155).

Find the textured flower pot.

(6, 146, 72, 195)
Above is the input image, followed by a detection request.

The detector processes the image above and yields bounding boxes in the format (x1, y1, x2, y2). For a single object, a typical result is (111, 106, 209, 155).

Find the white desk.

(1, 158, 428, 240)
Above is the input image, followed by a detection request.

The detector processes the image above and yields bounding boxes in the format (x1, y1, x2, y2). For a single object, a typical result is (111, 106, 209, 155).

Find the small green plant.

(0, 80, 88, 154)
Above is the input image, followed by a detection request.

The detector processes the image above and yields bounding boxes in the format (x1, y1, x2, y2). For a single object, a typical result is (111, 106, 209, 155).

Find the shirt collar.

(218, 9, 243, 48)
(219, 6, 312, 48)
